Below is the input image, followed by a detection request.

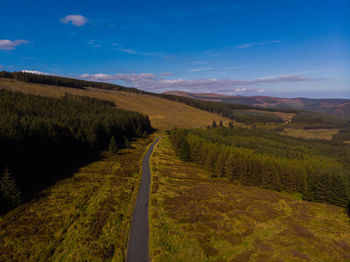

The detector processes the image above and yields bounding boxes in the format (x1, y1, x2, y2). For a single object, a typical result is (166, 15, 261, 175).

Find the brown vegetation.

(0, 135, 155, 261)
(150, 136, 350, 261)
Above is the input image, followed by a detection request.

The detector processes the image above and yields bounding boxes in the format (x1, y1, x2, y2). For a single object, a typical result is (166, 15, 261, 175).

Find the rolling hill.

(163, 91, 350, 117)
(1, 73, 349, 262)
(0, 78, 229, 130)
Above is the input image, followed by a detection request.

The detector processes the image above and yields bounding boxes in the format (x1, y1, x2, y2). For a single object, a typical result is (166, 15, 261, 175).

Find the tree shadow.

(0, 148, 103, 215)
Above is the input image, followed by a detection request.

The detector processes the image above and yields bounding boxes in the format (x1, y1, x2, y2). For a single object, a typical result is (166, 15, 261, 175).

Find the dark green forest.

(170, 127, 350, 207)
(0, 89, 153, 214)
(287, 110, 349, 129)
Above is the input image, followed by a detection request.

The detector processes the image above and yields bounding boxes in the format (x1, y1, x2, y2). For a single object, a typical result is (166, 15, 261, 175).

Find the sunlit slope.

(0, 78, 229, 130)
(150, 136, 350, 262)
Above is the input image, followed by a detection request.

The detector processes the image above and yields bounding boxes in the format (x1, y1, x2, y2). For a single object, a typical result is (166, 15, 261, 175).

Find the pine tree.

(218, 120, 223, 128)
(224, 154, 236, 180)
(124, 137, 131, 148)
(0, 168, 22, 208)
(108, 136, 119, 154)
(212, 120, 217, 128)
(229, 121, 234, 129)
(215, 152, 227, 178)
(179, 140, 190, 161)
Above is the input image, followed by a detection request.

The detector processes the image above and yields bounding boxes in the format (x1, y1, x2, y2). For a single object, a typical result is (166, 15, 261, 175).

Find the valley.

(0, 74, 349, 262)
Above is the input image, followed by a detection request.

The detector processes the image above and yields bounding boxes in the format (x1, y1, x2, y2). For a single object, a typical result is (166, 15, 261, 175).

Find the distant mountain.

(163, 91, 350, 117)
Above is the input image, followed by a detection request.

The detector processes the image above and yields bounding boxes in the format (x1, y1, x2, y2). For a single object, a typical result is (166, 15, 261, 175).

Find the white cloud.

(235, 88, 248, 92)
(236, 40, 281, 49)
(0, 39, 28, 50)
(188, 67, 214, 72)
(60, 15, 88, 27)
(79, 72, 314, 95)
(112, 43, 161, 56)
(79, 73, 157, 84)
(21, 70, 50, 75)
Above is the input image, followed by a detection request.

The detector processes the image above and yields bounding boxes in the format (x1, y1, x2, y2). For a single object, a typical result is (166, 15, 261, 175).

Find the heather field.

(150, 136, 350, 262)
(0, 135, 155, 262)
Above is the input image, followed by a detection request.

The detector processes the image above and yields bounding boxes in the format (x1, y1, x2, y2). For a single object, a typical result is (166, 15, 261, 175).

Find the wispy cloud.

(112, 43, 162, 56)
(88, 40, 102, 48)
(201, 5, 240, 13)
(60, 15, 88, 27)
(79, 72, 314, 94)
(163, 55, 174, 59)
(188, 67, 214, 72)
(193, 61, 208, 65)
(236, 40, 281, 49)
(172, 5, 239, 17)
(0, 39, 28, 50)
(159, 72, 173, 76)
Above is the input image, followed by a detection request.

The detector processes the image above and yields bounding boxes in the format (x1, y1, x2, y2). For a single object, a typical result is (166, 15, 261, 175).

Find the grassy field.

(0, 78, 229, 130)
(150, 136, 350, 262)
(282, 128, 339, 140)
(0, 135, 156, 262)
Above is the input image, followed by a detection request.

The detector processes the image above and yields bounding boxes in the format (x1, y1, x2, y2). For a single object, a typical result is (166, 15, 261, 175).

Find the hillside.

(163, 91, 350, 118)
(150, 136, 350, 261)
(0, 135, 156, 261)
(0, 78, 229, 130)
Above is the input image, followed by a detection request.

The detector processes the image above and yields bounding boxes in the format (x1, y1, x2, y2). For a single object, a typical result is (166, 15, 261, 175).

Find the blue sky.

(0, 0, 349, 98)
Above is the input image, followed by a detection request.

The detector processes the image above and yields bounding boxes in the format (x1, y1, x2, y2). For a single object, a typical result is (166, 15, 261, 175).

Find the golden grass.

(0, 135, 156, 262)
(0, 78, 230, 130)
(149, 136, 350, 262)
(283, 128, 339, 140)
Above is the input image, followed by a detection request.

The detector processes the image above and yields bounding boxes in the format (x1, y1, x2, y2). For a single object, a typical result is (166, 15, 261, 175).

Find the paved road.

(127, 137, 160, 262)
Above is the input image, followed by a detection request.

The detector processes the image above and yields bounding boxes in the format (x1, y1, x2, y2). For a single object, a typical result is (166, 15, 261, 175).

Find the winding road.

(127, 137, 160, 262)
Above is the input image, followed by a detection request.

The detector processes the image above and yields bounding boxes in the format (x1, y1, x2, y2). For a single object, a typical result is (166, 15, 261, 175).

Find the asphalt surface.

(127, 137, 160, 262)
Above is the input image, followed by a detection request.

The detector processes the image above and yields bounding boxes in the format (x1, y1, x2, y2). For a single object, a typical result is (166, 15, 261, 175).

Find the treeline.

(232, 111, 283, 124)
(333, 126, 350, 143)
(287, 111, 349, 129)
(0, 90, 153, 213)
(169, 127, 350, 207)
(0, 71, 142, 92)
(159, 94, 288, 124)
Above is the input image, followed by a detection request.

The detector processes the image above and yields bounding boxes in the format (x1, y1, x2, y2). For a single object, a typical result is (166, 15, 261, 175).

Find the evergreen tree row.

(0, 89, 153, 214)
(0, 71, 142, 92)
(169, 127, 350, 207)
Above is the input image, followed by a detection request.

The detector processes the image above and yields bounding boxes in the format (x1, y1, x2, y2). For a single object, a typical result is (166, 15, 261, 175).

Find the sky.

(0, 0, 349, 98)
